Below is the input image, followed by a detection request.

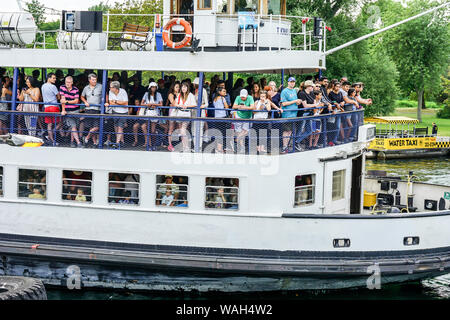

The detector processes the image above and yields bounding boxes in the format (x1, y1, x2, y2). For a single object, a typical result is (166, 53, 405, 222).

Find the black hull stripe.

(1, 233, 450, 260)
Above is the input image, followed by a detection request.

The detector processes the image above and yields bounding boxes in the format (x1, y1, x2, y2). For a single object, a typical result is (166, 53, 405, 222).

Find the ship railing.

(108, 180, 140, 204)
(0, 101, 364, 154)
(30, 13, 325, 52)
(155, 183, 189, 207)
(205, 185, 239, 210)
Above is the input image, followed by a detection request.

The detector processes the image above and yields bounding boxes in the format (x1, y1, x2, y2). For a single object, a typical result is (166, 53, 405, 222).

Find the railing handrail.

(0, 108, 364, 124)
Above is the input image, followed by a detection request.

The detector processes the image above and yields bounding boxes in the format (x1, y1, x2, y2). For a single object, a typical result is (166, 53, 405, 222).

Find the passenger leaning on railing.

(17, 76, 41, 136)
(80, 73, 102, 147)
(280, 77, 302, 154)
(41, 73, 61, 144)
(0, 76, 12, 135)
(212, 86, 230, 153)
(340, 81, 359, 142)
(295, 80, 317, 151)
(310, 90, 325, 149)
(60, 76, 81, 148)
(174, 82, 196, 152)
(328, 82, 346, 146)
(105, 81, 129, 147)
(192, 77, 209, 151)
(253, 90, 271, 153)
(232, 89, 255, 153)
(138, 82, 163, 149)
(166, 81, 181, 152)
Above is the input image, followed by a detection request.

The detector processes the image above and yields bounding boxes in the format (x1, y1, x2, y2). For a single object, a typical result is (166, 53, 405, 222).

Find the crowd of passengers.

(0, 67, 372, 153)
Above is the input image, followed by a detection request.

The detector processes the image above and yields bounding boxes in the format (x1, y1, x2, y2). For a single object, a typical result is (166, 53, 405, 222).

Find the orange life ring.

(162, 18, 193, 49)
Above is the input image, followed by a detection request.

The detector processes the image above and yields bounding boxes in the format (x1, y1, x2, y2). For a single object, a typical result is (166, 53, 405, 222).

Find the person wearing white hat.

(135, 82, 163, 149)
(231, 89, 254, 152)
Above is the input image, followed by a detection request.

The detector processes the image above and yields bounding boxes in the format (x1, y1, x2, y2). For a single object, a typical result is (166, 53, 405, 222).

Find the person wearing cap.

(192, 77, 209, 150)
(134, 82, 163, 149)
(280, 77, 303, 153)
(294, 79, 319, 150)
(232, 89, 255, 152)
(156, 175, 179, 206)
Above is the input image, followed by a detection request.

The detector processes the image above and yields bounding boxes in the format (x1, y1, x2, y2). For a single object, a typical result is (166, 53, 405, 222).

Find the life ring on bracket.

(162, 18, 193, 49)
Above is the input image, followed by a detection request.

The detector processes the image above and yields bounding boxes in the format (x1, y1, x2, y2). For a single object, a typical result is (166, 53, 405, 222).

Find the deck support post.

(98, 69, 108, 148)
(10, 67, 19, 133)
(194, 72, 205, 153)
(281, 69, 285, 89)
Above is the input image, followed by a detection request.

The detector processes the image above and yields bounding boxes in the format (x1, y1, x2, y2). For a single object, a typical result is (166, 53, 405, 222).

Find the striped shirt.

(59, 85, 80, 111)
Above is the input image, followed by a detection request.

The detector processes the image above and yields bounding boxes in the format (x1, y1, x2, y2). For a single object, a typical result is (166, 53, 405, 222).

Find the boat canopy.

(364, 116, 419, 125)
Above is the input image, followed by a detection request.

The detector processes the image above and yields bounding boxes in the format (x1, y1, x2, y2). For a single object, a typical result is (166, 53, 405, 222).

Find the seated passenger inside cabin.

(28, 187, 45, 199)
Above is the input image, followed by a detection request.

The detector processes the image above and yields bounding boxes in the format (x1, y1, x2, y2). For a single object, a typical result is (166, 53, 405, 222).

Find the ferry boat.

(0, 1, 449, 292)
(365, 116, 450, 160)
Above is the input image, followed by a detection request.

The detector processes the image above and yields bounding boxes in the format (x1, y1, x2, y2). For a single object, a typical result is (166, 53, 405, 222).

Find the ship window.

(263, 0, 282, 15)
(235, 0, 259, 13)
(217, 0, 230, 13)
(198, 0, 212, 9)
(0, 166, 3, 197)
(205, 177, 239, 210)
(156, 175, 189, 207)
(62, 170, 92, 203)
(18, 169, 47, 200)
(294, 174, 315, 207)
(332, 169, 346, 201)
(108, 173, 140, 205)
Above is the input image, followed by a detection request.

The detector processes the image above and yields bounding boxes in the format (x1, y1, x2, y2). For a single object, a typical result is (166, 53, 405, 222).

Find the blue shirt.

(280, 88, 298, 118)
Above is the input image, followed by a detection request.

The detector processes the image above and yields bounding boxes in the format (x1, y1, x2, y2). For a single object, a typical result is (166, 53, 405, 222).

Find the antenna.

(16, 0, 23, 11)
(325, 2, 450, 55)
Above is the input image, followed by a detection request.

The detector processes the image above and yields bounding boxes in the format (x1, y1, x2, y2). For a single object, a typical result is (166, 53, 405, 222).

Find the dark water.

(46, 157, 450, 300)
(365, 157, 450, 186)
(47, 275, 450, 300)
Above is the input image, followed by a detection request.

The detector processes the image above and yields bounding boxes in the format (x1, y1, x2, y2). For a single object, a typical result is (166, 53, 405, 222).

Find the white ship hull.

(0, 201, 449, 291)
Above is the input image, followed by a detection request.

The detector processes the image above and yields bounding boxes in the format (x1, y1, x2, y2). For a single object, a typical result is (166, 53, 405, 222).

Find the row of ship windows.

(0, 167, 347, 208)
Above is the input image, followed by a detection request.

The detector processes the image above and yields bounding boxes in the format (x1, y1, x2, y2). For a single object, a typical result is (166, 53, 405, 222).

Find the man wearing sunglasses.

(81, 73, 103, 147)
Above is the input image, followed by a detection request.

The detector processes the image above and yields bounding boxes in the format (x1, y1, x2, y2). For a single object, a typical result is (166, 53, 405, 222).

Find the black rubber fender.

(0, 276, 47, 300)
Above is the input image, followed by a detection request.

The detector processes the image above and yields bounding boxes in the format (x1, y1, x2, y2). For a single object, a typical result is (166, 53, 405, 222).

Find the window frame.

(294, 173, 316, 207)
(204, 177, 240, 210)
(198, 0, 213, 10)
(17, 168, 48, 200)
(61, 170, 93, 203)
(332, 169, 346, 201)
(107, 172, 141, 206)
(155, 174, 190, 208)
(0, 166, 3, 197)
(233, 0, 260, 14)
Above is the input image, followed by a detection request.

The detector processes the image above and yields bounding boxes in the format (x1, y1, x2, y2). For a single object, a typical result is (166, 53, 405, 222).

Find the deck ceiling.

(0, 48, 325, 74)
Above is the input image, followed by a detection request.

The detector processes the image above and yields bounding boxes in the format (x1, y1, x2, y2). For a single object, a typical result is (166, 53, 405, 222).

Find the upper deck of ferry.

(0, 0, 327, 73)
(0, 1, 373, 159)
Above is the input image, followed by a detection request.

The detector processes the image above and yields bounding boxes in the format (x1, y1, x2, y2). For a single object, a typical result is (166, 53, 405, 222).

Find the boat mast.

(325, 2, 450, 55)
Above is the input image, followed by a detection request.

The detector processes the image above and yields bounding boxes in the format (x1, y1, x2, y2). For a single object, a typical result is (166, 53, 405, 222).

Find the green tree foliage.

(26, 0, 46, 27)
(286, 0, 354, 20)
(106, 0, 163, 35)
(89, 1, 111, 12)
(383, 0, 449, 121)
(291, 1, 399, 116)
(437, 73, 450, 119)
